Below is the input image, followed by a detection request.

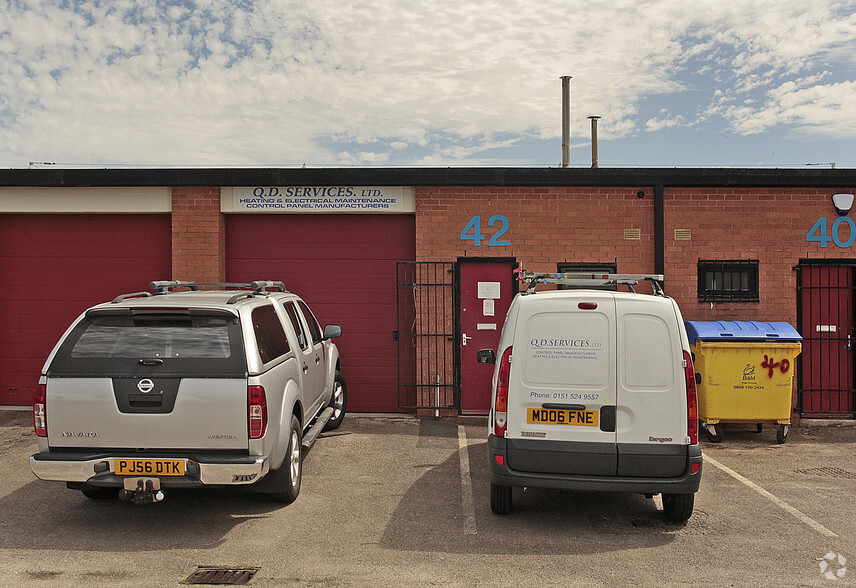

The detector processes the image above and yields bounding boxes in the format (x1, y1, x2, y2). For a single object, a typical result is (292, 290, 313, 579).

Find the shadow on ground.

(379, 420, 708, 556)
(0, 480, 287, 552)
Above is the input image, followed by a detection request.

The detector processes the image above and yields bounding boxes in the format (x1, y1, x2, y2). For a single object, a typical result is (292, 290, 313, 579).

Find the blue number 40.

(460, 215, 510, 247)
(807, 217, 856, 248)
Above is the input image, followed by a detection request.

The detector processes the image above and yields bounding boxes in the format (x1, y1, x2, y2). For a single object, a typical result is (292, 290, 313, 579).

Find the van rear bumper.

(488, 434, 702, 494)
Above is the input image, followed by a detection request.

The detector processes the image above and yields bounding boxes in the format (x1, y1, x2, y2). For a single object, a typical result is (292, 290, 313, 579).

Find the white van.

(477, 273, 702, 521)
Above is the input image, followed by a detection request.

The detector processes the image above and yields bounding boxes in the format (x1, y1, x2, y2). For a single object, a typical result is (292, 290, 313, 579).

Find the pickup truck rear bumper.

(30, 451, 269, 486)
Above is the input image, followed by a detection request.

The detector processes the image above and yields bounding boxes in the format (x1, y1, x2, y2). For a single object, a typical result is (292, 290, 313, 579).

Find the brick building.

(1, 167, 854, 419)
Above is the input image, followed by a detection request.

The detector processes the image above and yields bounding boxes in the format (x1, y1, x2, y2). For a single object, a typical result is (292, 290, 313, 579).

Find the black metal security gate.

(395, 262, 458, 410)
(796, 260, 856, 417)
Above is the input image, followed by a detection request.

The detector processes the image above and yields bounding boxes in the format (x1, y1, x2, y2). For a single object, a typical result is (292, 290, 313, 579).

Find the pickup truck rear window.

(48, 309, 247, 377)
(71, 315, 232, 358)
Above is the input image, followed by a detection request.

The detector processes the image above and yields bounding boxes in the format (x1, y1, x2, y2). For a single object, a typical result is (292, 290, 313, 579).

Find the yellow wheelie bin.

(685, 321, 802, 444)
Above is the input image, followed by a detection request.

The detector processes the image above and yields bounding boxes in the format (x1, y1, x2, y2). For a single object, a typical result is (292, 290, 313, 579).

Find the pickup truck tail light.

(493, 347, 512, 437)
(34, 384, 47, 437)
(683, 350, 698, 445)
(248, 385, 268, 439)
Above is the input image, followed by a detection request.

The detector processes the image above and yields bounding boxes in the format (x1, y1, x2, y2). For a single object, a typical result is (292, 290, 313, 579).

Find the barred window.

(557, 261, 618, 291)
(698, 260, 759, 302)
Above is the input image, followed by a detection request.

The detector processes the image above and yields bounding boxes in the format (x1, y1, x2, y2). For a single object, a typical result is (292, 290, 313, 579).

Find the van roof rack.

(516, 270, 665, 296)
(111, 281, 287, 304)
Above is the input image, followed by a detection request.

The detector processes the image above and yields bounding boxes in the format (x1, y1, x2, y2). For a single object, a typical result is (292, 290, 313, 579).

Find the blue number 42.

(460, 215, 510, 247)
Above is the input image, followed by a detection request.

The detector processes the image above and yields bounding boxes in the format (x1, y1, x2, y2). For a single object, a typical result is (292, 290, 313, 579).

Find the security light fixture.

(832, 193, 854, 216)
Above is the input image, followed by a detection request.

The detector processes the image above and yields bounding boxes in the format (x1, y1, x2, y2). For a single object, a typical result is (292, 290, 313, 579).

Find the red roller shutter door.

(0, 214, 172, 406)
(226, 214, 415, 413)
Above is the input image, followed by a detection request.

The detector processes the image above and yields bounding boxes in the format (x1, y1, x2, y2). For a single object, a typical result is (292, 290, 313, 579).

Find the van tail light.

(683, 350, 698, 445)
(248, 385, 268, 439)
(34, 384, 47, 437)
(494, 347, 512, 437)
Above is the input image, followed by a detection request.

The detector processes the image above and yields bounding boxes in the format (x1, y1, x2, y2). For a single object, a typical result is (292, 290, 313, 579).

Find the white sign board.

(224, 186, 415, 213)
(477, 282, 501, 300)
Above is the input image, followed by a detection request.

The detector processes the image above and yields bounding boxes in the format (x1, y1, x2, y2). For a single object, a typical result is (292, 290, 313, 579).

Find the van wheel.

(323, 371, 347, 432)
(265, 415, 303, 503)
(662, 493, 694, 522)
(490, 483, 512, 515)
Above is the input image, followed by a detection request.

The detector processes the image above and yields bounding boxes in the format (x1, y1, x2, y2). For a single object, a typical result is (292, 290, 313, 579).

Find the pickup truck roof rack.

(516, 270, 665, 296)
(111, 281, 288, 304)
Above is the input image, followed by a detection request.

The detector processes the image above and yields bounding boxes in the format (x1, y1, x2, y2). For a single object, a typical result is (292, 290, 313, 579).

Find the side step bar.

(301, 407, 334, 452)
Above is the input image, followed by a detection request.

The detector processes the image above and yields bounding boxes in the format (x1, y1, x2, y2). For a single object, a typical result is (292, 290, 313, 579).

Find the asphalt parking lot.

(0, 410, 853, 587)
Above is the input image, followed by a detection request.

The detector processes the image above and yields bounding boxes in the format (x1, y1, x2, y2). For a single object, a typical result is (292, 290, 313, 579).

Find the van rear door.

(615, 296, 688, 477)
(505, 292, 618, 476)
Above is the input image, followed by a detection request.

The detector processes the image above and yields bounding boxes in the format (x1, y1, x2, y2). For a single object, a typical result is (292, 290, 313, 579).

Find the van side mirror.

(323, 324, 342, 340)
(476, 349, 496, 365)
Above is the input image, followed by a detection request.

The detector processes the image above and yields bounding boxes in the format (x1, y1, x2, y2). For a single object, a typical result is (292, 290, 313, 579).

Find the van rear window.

(622, 314, 675, 389)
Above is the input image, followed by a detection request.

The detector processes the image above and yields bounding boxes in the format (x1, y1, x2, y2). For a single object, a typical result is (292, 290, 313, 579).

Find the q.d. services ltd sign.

(224, 186, 415, 213)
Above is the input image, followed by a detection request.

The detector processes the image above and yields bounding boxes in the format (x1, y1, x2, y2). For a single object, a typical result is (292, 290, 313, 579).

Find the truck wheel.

(266, 415, 303, 503)
(323, 371, 347, 432)
(80, 486, 116, 500)
(490, 483, 512, 515)
(662, 493, 694, 522)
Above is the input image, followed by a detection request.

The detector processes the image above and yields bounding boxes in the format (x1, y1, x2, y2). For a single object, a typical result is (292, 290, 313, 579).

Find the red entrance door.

(799, 263, 855, 416)
(458, 259, 516, 413)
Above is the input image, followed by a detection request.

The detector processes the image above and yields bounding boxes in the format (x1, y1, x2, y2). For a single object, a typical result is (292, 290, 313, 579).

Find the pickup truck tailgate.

(46, 377, 249, 450)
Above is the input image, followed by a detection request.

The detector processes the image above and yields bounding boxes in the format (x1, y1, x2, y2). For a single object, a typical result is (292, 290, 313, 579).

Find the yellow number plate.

(115, 459, 185, 476)
(527, 408, 599, 427)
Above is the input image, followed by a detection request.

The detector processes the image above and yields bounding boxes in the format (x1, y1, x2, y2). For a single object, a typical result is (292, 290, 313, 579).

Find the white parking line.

(704, 454, 838, 538)
(458, 425, 477, 535)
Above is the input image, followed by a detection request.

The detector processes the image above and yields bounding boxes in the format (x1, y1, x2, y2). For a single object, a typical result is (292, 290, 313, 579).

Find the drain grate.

(795, 467, 856, 480)
(184, 566, 260, 585)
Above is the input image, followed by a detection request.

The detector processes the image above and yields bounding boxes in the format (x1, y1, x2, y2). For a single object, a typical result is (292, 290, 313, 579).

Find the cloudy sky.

(1, 0, 855, 169)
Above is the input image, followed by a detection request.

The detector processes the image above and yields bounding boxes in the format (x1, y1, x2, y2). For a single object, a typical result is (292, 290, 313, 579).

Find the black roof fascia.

(0, 167, 854, 189)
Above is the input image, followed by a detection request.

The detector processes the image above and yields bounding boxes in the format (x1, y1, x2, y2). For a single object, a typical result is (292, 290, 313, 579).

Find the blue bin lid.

(685, 320, 802, 342)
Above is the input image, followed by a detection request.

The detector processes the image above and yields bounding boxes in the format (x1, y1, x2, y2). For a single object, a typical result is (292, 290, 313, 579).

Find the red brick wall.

(416, 184, 856, 324)
(417, 185, 656, 274)
(666, 187, 852, 323)
(171, 187, 225, 283)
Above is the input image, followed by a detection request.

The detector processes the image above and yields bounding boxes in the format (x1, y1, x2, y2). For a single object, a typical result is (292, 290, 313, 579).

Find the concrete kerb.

(799, 418, 856, 427)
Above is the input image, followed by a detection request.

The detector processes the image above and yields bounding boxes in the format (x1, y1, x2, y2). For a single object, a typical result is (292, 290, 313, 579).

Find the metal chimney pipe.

(588, 115, 601, 168)
(560, 76, 572, 167)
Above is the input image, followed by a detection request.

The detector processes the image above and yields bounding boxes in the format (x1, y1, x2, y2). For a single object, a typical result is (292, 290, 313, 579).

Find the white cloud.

(645, 115, 686, 132)
(727, 80, 856, 136)
(0, 0, 854, 166)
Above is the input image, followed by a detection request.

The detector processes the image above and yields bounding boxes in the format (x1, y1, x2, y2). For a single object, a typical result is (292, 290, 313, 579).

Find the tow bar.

(119, 477, 165, 505)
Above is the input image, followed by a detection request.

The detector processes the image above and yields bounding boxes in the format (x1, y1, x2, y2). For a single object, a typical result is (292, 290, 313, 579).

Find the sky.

(1, 0, 855, 169)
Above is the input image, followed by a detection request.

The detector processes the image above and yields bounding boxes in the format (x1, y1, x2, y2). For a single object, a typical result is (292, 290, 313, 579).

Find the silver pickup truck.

(29, 280, 346, 504)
